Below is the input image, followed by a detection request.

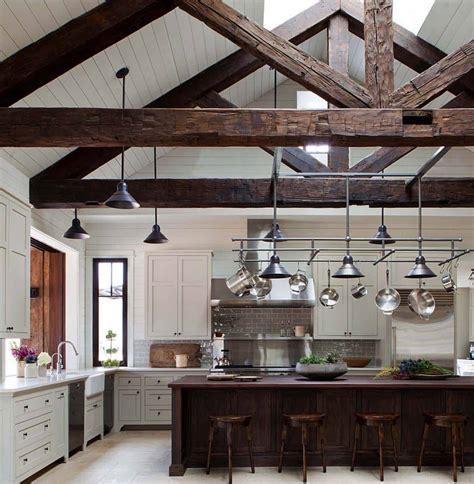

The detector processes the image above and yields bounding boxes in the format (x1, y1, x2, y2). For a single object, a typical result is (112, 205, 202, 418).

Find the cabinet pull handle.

(44, 424, 49, 429)
(44, 447, 49, 452)
(24, 405, 28, 410)
(23, 432, 28, 437)
(93, 404, 98, 408)
(23, 458, 28, 463)
(45, 399, 50, 404)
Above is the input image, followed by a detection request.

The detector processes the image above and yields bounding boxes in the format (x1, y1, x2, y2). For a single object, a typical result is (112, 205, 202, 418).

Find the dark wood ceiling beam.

(364, 0, 394, 108)
(0, 0, 176, 107)
(33, 0, 339, 181)
(327, 15, 350, 172)
(176, 0, 373, 108)
(342, 0, 473, 96)
(3, 107, 473, 147)
(30, 177, 474, 209)
(349, 91, 474, 173)
(390, 40, 474, 108)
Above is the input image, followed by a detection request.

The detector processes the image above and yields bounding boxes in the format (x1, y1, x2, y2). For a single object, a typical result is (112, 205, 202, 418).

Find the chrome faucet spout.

(56, 340, 80, 374)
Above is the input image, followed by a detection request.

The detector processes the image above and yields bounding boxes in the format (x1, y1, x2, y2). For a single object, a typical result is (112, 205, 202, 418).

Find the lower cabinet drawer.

(16, 441, 52, 477)
(144, 390, 172, 407)
(144, 407, 171, 422)
(15, 393, 53, 419)
(118, 376, 141, 387)
(144, 376, 173, 387)
(15, 414, 52, 451)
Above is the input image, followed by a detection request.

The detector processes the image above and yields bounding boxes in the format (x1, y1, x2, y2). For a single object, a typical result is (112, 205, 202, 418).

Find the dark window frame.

(92, 258, 128, 367)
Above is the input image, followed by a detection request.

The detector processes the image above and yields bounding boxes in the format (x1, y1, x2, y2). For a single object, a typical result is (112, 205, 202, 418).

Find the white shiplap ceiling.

(0, 0, 472, 179)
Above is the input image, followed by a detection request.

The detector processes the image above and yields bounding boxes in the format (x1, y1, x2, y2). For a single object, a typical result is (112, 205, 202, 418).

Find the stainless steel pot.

(319, 268, 339, 308)
(289, 269, 308, 294)
(250, 274, 272, 299)
(408, 288, 436, 320)
(441, 273, 456, 293)
(351, 282, 367, 299)
(375, 268, 401, 315)
(226, 265, 254, 297)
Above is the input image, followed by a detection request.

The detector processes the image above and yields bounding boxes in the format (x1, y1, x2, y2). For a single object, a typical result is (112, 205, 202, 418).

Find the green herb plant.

(102, 330, 121, 367)
(299, 352, 340, 365)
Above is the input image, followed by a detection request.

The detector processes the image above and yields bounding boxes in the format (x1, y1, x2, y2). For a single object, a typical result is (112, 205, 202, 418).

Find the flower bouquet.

(11, 343, 38, 377)
(37, 352, 52, 377)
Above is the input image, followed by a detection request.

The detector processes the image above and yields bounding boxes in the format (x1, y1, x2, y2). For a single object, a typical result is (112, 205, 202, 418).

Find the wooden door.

(178, 255, 209, 338)
(147, 256, 179, 338)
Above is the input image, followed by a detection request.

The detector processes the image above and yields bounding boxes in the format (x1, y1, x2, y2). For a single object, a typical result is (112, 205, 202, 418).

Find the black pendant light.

(333, 177, 365, 279)
(144, 147, 168, 244)
(105, 67, 140, 209)
(63, 209, 89, 240)
(370, 171, 395, 245)
(260, 255, 291, 279)
(405, 177, 436, 279)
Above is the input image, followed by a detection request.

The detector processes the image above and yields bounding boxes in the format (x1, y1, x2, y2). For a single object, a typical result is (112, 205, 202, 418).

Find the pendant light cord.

(272, 68, 278, 253)
(121, 73, 126, 182)
(74, 208, 78, 219)
(345, 177, 350, 255)
(418, 176, 422, 256)
(154, 147, 158, 226)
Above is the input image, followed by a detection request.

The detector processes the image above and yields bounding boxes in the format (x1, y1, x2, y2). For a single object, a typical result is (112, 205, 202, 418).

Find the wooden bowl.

(343, 357, 371, 368)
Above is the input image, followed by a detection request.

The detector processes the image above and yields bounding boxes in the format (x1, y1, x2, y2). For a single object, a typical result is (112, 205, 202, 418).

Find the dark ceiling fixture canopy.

(105, 67, 140, 210)
(63, 208, 90, 240)
(144, 147, 168, 244)
(264, 223, 284, 240)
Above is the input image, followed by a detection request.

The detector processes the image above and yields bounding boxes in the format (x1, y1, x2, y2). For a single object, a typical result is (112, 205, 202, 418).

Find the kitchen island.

(168, 375, 474, 476)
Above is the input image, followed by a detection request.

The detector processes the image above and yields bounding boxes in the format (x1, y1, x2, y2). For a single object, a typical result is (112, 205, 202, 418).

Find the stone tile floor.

(32, 430, 473, 483)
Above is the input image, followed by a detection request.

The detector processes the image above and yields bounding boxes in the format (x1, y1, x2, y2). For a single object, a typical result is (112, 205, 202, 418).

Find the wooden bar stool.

(206, 415, 254, 484)
(278, 414, 326, 483)
(418, 413, 467, 482)
(351, 413, 399, 482)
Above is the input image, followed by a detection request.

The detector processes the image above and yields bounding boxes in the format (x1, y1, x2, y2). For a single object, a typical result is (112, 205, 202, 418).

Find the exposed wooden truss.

(175, 0, 373, 107)
(0, 0, 176, 107)
(4, 108, 473, 148)
(29, 178, 474, 209)
(405, 147, 451, 188)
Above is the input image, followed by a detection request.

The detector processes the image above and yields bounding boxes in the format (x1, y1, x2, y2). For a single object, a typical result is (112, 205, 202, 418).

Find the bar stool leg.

(378, 424, 385, 482)
(458, 424, 465, 473)
(246, 424, 255, 473)
(206, 421, 214, 474)
(320, 425, 327, 473)
(278, 422, 287, 473)
(351, 422, 360, 472)
(226, 423, 233, 484)
(451, 424, 458, 482)
(302, 422, 308, 483)
(417, 422, 430, 472)
(390, 423, 399, 472)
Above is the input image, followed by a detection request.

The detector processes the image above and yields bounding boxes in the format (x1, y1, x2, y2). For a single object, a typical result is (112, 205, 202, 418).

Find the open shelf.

(213, 335, 313, 341)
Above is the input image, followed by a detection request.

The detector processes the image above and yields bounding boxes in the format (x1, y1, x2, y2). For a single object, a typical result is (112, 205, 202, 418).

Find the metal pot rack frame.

(231, 160, 472, 269)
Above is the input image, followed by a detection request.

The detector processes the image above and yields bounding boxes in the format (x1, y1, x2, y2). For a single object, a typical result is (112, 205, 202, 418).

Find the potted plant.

(11, 343, 37, 377)
(102, 330, 121, 367)
(24, 354, 39, 378)
(296, 352, 348, 380)
(37, 352, 52, 377)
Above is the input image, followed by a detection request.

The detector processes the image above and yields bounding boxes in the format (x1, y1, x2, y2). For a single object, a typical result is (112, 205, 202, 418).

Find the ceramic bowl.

(295, 362, 348, 380)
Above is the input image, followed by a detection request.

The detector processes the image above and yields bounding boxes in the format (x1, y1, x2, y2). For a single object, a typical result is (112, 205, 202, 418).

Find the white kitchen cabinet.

(146, 251, 211, 339)
(84, 394, 104, 448)
(0, 191, 30, 338)
(52, 389, 67, 461)
(118, 389, 141, 422)
(315, 257, 381, 339)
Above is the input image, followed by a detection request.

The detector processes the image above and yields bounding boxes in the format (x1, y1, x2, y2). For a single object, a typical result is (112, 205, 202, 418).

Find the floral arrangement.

(375, 359, 454, 379)
(11, 343, 37, 362)
(37, 352, 52, 367)
(25, 354, 38, 364)
(299, 352, 340, 364)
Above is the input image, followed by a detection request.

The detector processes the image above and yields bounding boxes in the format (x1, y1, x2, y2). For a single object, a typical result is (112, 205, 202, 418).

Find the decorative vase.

(24, 363, 38, 378)
(16, 360, 25, 378)
(38, 365, 47, 377)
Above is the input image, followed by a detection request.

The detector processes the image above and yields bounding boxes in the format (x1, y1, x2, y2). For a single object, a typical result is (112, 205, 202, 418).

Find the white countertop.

(0, 366, 211, 396)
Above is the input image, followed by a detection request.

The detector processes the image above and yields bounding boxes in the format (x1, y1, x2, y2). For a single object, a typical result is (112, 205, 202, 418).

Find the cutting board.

(149, 343, 202, 368)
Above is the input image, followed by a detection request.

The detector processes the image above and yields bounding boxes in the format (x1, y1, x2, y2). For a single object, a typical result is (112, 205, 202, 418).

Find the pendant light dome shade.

(264, 223, 284, 240)
(405, 255, 437, 279)
(105, 181, 140, 209)
(333, 255, 365, 279)
(63, 209, 89, 240)
(369, 224, 396, 244)
(144, 224, 168, 244)
(260, 255, 291, 279)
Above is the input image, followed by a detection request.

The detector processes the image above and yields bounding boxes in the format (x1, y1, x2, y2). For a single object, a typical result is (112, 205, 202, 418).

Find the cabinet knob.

(157, 380, 161, 383)
(344, 332, 347, 336)
(44, 424, 49, 429)
(128, 380, 131, 384)
(24, 405, 28, 410)
(158, 412, 161, 415)
(173, 332, 177, 336)
(23, 458, 28, 463)
(349, 332, 352, 336)
(157, 396, 161, 400)
(136, 391, 140, 394)
(23, 432, 28, 437)
(45, 399, 49, 404)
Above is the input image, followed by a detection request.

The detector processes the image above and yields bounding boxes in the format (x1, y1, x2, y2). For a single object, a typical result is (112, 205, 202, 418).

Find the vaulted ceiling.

(1, 0, 472, 181)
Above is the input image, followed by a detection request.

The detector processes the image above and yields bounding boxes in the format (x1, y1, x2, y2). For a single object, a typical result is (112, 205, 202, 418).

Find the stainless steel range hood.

(211, 278, 316, 307)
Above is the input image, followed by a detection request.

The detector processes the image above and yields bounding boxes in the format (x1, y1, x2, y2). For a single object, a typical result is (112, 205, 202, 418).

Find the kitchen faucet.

(56, 340, 79, 374)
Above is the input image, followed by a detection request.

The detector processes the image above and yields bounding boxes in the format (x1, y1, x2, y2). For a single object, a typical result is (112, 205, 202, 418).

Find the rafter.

(176, 0, 373, 107)
(3, 107, 473, 147)
(0, 0, 176, 107)
(29, 178, 474, 209)
(349, 91, 473, 173)
(390, 40, 474, 108)
(33, 0, 339, 181)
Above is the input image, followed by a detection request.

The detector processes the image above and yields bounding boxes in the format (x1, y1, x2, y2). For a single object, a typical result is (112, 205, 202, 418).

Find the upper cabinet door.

(146, 256, 179, 338)
(178, 255, 210, 338)
(349, 284, 379, 337)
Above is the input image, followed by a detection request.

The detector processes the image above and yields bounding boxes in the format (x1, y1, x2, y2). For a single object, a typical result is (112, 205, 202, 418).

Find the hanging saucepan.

(250, 264, 273, 299)
(408, 284, 436, 320)
(375, 267, 401, 315)
(289, 267, 308, 294)
(440, 262, 457, 293)
(226, 264, 254, 298)
(351, 279, 367, 299)
(319, 268, 339, 308)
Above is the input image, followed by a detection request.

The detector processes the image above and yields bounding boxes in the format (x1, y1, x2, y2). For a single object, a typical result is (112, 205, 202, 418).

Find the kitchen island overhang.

(168, 375, 474, 476)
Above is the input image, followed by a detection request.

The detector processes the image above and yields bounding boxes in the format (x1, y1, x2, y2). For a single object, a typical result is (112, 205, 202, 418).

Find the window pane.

(111, 262, 124, 297)
(98, 262, 112, 296)
(98, 297, 124, 363)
